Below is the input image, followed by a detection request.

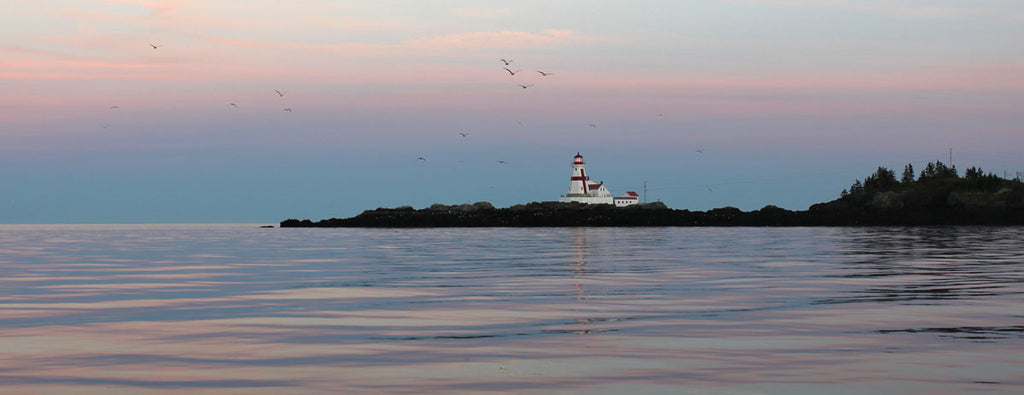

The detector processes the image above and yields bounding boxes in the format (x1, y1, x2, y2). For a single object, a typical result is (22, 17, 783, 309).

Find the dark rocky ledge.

(281, 199, 1024, 228)
(282, 162, 1024, 227)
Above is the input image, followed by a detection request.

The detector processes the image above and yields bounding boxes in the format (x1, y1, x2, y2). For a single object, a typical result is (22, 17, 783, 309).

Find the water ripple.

(0, 225, 1022, 394)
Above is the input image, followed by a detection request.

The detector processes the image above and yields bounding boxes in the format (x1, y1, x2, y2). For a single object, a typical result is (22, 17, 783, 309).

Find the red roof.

(624, 191, 639, 197)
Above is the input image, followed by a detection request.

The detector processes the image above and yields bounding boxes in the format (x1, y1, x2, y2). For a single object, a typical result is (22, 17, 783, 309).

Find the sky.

(2, 0, 1023, 223)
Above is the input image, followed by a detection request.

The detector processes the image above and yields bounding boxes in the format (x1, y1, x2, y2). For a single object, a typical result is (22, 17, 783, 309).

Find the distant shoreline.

(282, 161, 1024, 228)
(281, 201, 1024, 228)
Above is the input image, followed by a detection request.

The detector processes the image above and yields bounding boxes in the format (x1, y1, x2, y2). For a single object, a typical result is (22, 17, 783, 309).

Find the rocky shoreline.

(282, 162, 1024, 227)
(281, 200, 1024, 228)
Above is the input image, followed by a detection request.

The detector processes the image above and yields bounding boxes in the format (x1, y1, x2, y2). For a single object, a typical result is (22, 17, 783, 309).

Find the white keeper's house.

(558, 152, 639, 207)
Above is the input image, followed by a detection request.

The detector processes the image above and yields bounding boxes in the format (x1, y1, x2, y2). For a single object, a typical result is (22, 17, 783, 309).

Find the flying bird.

(587, 123, 597, 128)
(496, 160, 507, 164)
(696, 149, 705, 154)
(274, 90, 285, 97)
(228, 103, 238, 108)
(706, 186, 713, 192)
(500, 58, 513, 65)
(516, 84, 534, 89)
(503, 67, 521, 76)
(110, 105, 119, 109)
(459, 132, 469, 138)
(149, 44, 162, 49)
(536, 70, 554, 76)
(418, 157, 426, 161)
(283, 108, 293, 112)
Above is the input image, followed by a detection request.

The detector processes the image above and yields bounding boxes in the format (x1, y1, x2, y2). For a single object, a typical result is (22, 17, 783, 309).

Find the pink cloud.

(202, 35, 380, 53)
(93, 0, 185, 15)
(405, 29, 596, 50)
(720, 0, 999, 19)
(205, 29, 594, 53)
(0, 57, 260, 82)
(558, 62, 1024, 92)
(451, 8, 514, 18)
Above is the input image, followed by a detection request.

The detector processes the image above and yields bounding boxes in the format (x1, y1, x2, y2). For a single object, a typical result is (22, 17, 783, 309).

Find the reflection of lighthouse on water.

(567, 229, 620, 334)
(572, 228, 588, 301)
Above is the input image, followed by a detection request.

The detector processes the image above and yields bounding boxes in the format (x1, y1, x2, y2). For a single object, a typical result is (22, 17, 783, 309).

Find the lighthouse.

(559, 152, 639, 206)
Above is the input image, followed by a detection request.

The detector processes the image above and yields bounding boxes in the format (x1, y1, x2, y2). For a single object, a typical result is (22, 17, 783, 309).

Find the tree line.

(841, 161, 1018, 199)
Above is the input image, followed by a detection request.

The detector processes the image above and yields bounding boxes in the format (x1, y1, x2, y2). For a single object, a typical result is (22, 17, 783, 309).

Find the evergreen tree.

(936, 161, 958, 178)
(920, 162, 937, 180)
(965, 166, 983, 180)
(850, 179, 864, 195)
(901, 163, 915, 183)
(964, 166, 1002, 190)
(919, 161, 958, 181)
(864, 166, 897, 191)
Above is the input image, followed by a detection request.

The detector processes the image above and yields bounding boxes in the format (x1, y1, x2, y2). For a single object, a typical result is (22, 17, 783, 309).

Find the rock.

(870, 191, 904, 210)
(429, 203, 451, 211)
(758, 205, 790, 213)
(638, 201, 669, 210)
(473, 201, 495, 210)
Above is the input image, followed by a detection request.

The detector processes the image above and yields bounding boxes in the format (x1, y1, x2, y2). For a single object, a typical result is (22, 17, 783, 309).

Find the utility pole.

(643, 180, 648, 204)
(949, 148, 953, 165)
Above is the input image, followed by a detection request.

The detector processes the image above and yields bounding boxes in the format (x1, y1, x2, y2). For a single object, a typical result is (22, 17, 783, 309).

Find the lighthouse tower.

(567, 153, 591, 196)
(559, 152, 637, 206)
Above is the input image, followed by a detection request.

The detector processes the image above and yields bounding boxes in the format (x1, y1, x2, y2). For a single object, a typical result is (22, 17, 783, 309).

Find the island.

(281, 161, 1024, 227)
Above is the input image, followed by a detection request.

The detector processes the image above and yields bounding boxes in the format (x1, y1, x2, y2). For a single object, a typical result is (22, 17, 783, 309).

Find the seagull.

(516, 84, 534, 89)
(274, 90, 285, 97)
(706, 186, 713, 192)
(496, 160, 507, 164)
(459, 132, 469, 138)
(283, 108, 292, 112)
(536, 70, 554, 76)
(418, 157, 426, 161)
(587, 123, 597, 128)
(99, 123, 111, 129)
(149, 44, 162, 49)
(696, 149, 704, 153)
(110, 105, 119, 109)
(228, 103, 238, 108)
(503, 67, 521, 76)
(500, 58, 513, 66)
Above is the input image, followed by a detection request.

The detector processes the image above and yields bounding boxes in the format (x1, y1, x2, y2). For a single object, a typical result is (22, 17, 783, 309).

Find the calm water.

(1, 225, 1022, 394)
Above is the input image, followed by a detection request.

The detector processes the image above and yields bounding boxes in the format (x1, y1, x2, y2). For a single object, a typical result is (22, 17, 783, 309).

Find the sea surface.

(0, 224, 1022, 394)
